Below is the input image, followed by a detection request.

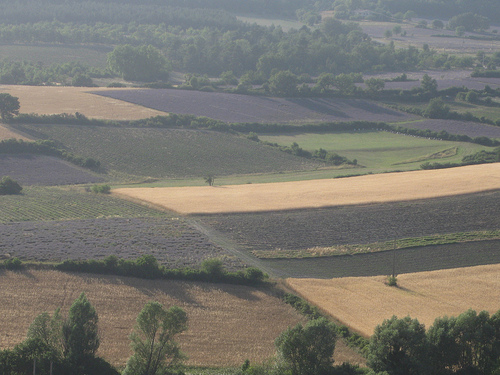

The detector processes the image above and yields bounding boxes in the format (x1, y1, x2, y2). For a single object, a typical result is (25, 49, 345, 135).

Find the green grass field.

(258, 130, 487, 173)
(0, 186, 169, 223)
(448, 101, 500, 122)
(11, 124, 324, 181)
(0, 44, 111, 68)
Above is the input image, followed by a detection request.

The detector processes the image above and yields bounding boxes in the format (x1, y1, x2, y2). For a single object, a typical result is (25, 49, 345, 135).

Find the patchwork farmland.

(94, 88, 416, 124)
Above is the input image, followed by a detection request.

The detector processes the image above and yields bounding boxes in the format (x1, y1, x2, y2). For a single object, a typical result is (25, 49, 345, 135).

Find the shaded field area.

(395, 119, 500, 139)
(0, 217, 244, 270)
(0, 271, 308, 368)
(10, 125, 323, 178)
(263, 241, 500, 278)
(0, 154, 103, 186)
(0, 186, 169, 223)
(286, 263, 500, 336)
(196, 190, 500, 277)
(94, 88, 415, 124)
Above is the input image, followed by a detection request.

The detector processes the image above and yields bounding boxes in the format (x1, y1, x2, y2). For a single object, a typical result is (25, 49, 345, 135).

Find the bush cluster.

(55, 255, 268, 286)
(0, 176, 22, 195)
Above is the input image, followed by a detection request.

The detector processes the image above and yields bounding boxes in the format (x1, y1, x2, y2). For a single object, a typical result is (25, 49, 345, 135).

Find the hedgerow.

(55, 255, 268, 286)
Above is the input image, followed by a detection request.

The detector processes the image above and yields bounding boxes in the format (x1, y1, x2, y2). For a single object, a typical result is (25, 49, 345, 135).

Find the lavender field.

(0, 217, 245, 270)
(94, 89, 415, 124)
(0, 154, 103, 186)
(397, 119, 500, 138)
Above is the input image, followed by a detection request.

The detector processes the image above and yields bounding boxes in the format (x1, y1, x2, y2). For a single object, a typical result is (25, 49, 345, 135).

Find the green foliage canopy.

(123, 301, 188, 375)
(275, 318, 337, 375)
(107, 44, 170, 82)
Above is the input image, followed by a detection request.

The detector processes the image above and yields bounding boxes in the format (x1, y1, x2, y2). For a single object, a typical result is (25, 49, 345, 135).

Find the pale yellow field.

(0, 124, 31, 140)
(0, 270, 308, 367)
(286, 263, 500, 337)
(113, 163, 500, 214)
(0, 85, 167, 120)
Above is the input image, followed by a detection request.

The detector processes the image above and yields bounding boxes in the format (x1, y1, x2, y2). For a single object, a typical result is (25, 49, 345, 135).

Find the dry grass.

(0, 270, 309, 368)
(0, 124, 31, 140)
(285, 263, 500, 337)
(113, 163, 500, 214)
(0, 85, 167, 120)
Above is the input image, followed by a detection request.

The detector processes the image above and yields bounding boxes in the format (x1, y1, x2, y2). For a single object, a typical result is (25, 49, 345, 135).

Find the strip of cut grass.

(0, 186, 170, 223)
(251, 230, 500, 259)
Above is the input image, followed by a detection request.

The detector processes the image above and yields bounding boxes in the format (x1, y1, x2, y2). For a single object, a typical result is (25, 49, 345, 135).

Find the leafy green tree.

(365, 78, 385, 93)
(367, 316, 428, 375)
(0, 176, 22, 195)
(275, 318, 337, 375)
(333, 74, 356, 96)
(432, 20, 444, 29)
(420, 74, 438, 94)
(107, 44, 170, 82)
(27, 310, 64, 359)
(0, 93, 20, 121)
(314, 72, 335, 93)
(123, 301, 188, 375)
(268, 70, 298, 96)
(62, 292, 100, 373)
(449, 12, 490, 32)
(424, 98, 450, 119)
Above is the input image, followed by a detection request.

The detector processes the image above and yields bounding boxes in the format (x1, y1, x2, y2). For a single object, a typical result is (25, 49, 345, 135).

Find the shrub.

(90, 184, 111, 194)
(4, 257, 23, 270)
(387, 275, 398, 287)
(0, 176, 22, 195)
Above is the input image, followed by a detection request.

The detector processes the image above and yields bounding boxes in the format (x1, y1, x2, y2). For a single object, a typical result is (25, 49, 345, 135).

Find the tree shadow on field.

(285, 98, 348, 118)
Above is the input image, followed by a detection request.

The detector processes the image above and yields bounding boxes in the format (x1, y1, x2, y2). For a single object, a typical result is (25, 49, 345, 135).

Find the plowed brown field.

(0, 270, 308, 368)
(286, 263, 500, 337)
(0, 85, 167, 120)
(113, 163, 500, 214)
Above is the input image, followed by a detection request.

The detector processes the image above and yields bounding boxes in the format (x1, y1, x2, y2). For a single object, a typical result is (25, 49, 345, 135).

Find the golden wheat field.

(0, 85, 167, 120)
(285, 263, 500, 337)
(0, 270, 365, 368)
(113, 163, 500, 214)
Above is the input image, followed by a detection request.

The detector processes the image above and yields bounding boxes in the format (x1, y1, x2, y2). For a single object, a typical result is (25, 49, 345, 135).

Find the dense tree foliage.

(0, 93, 20, 121)
(123, 302, 188, 375)
(0, 176, 22, 195)
(275, 318, 337, 375)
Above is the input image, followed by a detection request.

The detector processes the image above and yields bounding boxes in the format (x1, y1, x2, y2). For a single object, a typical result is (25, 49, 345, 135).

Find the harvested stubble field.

(0, 124, 31, 140)
(0, 85, 167, 120)
(94, 88, 415, 124)
(285, 263, 500, 337)
(0, 270, 336, 368)
(113, 163, 500, 214)
(11, 124, 322, 178)
(0, 154, 104, 186)
(0, 217, 244, 270)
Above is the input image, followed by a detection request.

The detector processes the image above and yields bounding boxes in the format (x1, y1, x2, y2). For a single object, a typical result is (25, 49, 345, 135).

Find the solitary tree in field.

(0, 176, 22, 195)
(123, 301, 188, 375)
(0, 93, 20, 121)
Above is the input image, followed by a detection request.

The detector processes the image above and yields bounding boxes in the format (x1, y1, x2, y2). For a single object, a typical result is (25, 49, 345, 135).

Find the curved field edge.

(0, 270, 305, 368)
(0, 85, 168, 120)
(285, 263, 500, 337)
(112, 163, 500, 214)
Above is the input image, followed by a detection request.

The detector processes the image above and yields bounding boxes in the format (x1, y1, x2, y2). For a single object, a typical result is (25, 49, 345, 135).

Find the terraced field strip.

(0, 124, 31, 140)
(0, 270, 308, 367)
(113, 163, 500, 214)
(0, 85, 167, 120)
(286, 263, 500, 337)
